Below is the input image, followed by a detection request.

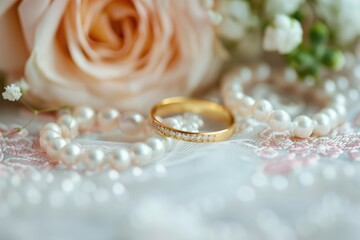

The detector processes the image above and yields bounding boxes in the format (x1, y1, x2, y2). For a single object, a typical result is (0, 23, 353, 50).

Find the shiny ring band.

(150, 97, 235, 142)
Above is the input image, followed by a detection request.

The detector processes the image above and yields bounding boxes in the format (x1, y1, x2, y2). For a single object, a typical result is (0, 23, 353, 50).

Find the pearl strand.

(39, 107, 198, 171)
(222, 64, 347, 138)
(58, 107, 148, 135)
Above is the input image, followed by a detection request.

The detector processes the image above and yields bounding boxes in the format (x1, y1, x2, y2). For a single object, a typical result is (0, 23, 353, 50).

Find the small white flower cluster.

(263, 14, 303, 54)
(217, 0, 259, 41)
(265, 0, 304, 18)
(316, 0, 360, 45)
(2, 84, 22, 101)
(2, 79, 29, 102)
(216, 1, 303, 55)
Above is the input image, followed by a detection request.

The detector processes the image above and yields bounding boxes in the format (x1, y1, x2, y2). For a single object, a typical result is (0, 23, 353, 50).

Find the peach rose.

(0, 0, 222, 113)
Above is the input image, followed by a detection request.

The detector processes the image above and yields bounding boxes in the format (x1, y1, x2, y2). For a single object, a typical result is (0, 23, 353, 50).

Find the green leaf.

(291, 10, 305, 22)
(311, 44, 327, 60)
(322, 47, 345, 70)
(310, 22, 329, 45)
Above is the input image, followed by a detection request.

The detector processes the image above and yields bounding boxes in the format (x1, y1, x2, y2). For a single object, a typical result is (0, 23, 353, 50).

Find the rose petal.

(18, 0, 51, 50)
(24, 0, 222, 113)
(0, 0, 16, 16)
(0, 1, 28, 74)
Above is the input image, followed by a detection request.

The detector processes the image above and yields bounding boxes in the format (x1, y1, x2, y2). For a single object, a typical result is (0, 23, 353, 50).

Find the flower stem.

(20, 99, 68, 114)
(18, 110, 38, 131)
(38, 105, 68, 113)
(20, 99, 37, 112)
(1, 100, 68, 139)
(1, 112, 37, 138)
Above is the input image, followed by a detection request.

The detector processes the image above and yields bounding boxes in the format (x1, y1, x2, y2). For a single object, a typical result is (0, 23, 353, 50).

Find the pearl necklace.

(39, 106, 200, 172)
(222, 64, 347, 138)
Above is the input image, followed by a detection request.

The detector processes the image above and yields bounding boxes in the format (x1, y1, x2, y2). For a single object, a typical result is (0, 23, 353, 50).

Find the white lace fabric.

(1, 95, 360, 240)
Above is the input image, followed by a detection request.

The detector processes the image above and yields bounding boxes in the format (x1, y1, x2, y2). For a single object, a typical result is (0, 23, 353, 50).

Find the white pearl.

(81, 148, 106, 171)
(57, 114, 78, 138)
(333, 93, 347, 105)
(97, 108, 120, 131)
(312, 113, 331, 136)
(73, 106, 95, 131)
(224, 91, 244, 109)
(222, 74, 244, 96)
(321, 108, 338, 128)
(182, 126, 199, 133)
(283, 67, 297, 83)
(293, 115, 314, 138)
(323, 80, 337, 94)
(40, 123, 62, 136)
(304, 76, 316, 87)
(336, 76, 349, 90)
(39, 130, 62, 148)
(146, 137, 166, 158)
(332, 104, 346, 124)
(130, 143, 152, 166)
(46, 137, 67, 160)
(238, 67, 253, 82)
(256, 63, 271, 81)
(119, 112, 146, 135)
(184, 113, 204, 128)
(162, 118, 181, 130)
(56, 108, 72, 118)
(153, 135, 173, 149)
(236, 96, 255, 117)
(348, 89, 359, 101)
(269, 110, 291, 132)
(59, 143, 82, 167)
(252, 100, 273, 121)
(108, 148, 131, 171)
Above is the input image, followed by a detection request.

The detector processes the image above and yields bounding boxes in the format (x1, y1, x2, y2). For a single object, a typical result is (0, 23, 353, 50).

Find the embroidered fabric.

(1, 86, 360, 239)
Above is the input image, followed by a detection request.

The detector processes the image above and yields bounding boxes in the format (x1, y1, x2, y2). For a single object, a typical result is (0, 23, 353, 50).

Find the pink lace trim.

(0, 126, 51, 174)
(257, 119, 360, 174)
(1, 113, 360, 175)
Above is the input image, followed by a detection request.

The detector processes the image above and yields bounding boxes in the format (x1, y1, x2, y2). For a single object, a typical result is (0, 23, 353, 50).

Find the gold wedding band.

(150, 97, 235, 142)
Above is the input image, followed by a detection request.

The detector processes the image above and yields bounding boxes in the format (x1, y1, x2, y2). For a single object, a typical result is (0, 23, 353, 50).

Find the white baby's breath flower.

(263, 14, 303, 54)
(265, 0, 304, 18)
(217, 0, 259, 41)
(316, 0, 360, 45)
(2, 84, 22, 101)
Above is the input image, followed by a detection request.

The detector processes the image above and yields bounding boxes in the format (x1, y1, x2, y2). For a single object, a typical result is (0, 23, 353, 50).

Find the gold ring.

(149, 97, 235, 142)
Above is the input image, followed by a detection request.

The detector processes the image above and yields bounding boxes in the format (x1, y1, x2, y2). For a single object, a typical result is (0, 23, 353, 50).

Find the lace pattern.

(2, 114, 360, 174)
(254, 124, 360, 174)
(1, 102, 360, 240)
(0, 125, 51, 173)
